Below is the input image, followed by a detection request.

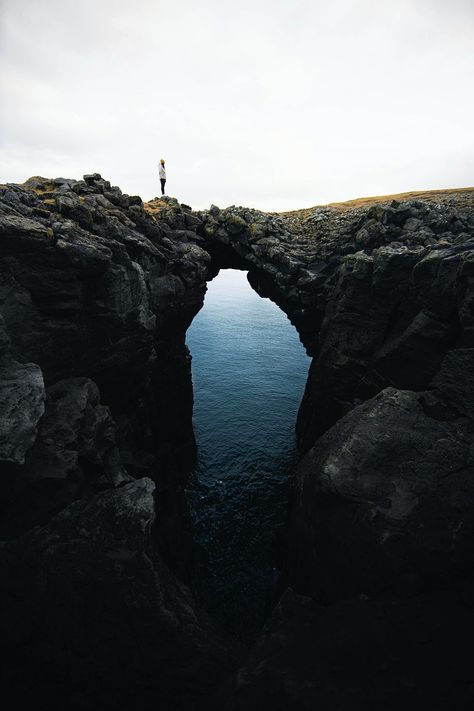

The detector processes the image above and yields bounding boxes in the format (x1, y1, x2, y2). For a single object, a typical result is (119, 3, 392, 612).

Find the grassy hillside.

(281, 187, 474, 218)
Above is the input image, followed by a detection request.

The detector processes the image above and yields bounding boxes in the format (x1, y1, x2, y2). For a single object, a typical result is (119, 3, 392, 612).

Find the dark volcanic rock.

(0, 376, 130, 539)
(0, 358, 44, 466)
(0, 177, 227, 711)
(2, 176, 474, 710)
(288, 387, 474, 602)
(431, 348, 474, 418)
(212, 587, 474, 711)
(0, 478, 232, 711)
(296, 238, 474, 450)
(0, 175, 209, 418)
(0, 176, 211, 566)
(27, 377, 127, 484)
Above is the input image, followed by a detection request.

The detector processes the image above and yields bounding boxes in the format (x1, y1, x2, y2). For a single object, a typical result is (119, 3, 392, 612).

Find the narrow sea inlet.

(186, 269, 310, 641)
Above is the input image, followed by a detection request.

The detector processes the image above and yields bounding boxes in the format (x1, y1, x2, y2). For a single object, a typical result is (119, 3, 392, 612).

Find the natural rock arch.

(1, 175, 474, 710)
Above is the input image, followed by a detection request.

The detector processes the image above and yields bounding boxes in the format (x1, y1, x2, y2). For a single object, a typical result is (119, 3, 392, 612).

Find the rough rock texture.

(0, 359, 44, 466)
(288, 387, 474, 602)
(0, 177, 221, 709)
(192, 190, 474, 710)
(211, 588, 474, 711)
(0, 479, 232, 711)
(217, 385, 474, 710)
(0, 176, 211, 567)
(431, 347, 474, 418)
(2, 177, 474, 710)
(0, 376, 130, 539)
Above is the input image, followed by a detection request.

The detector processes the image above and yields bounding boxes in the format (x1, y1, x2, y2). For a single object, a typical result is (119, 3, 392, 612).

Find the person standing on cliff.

(159, 158, 166, 195)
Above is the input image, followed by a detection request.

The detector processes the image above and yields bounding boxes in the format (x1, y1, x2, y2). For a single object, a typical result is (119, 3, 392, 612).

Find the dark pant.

(160, 179, 166, 195)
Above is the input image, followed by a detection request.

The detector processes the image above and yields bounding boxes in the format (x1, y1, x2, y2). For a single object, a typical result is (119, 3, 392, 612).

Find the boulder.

(289, 387, 474, 602)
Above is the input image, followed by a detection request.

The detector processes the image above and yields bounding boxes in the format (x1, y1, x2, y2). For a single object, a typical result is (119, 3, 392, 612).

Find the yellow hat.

(160, 158, 165, 163)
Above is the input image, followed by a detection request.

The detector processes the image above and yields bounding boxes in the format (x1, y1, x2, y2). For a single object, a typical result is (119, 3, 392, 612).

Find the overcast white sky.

(1, 0, 473, 211)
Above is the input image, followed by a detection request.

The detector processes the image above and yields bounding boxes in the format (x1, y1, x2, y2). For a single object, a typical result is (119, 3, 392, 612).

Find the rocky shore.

(1, 175, 473, 709)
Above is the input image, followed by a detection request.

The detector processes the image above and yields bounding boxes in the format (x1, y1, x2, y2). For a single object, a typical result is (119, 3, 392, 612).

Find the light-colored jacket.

(159, 164, 166, 179)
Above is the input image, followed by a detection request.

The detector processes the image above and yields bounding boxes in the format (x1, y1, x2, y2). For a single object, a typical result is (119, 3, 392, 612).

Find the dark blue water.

(185, 269, 309, 641)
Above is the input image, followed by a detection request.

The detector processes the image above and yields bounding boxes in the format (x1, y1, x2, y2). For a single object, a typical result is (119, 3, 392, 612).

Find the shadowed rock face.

(201, 193, 474, 709)
(0, 176, 211, 563)
(0, 358, 44, 466)
(209, 588, 474, 711)
(0, 376, 131, 540)
(0, 177, 228, 709)
(0, 478, 233, 711)
(194, 194, 474, 708)
(1, 176, 474, 709)
(288, 387, 474, 602)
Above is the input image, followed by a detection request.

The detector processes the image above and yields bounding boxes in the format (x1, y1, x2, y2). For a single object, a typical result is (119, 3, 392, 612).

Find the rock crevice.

(1, 177, 474, 709)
